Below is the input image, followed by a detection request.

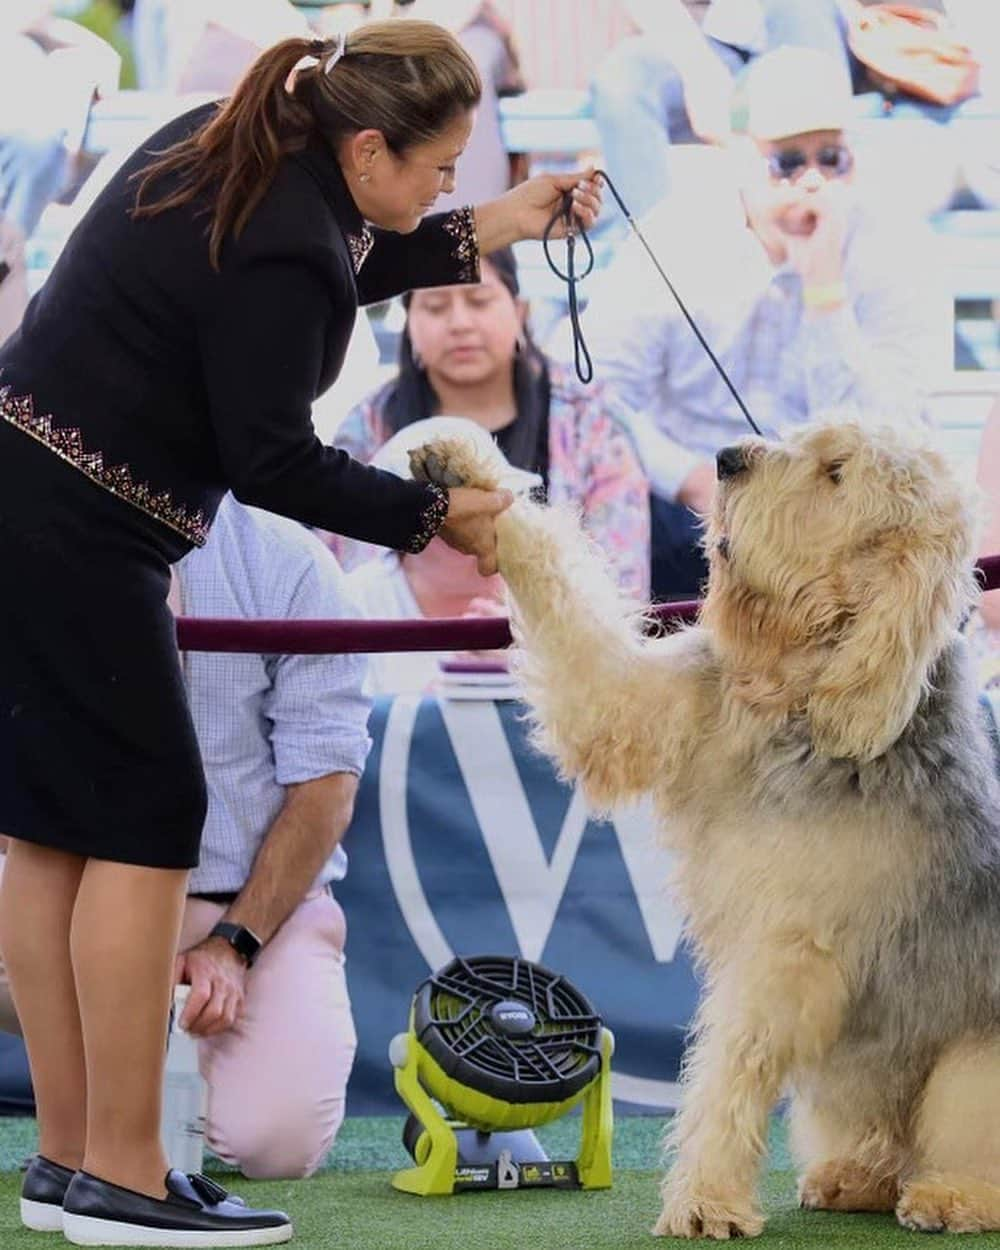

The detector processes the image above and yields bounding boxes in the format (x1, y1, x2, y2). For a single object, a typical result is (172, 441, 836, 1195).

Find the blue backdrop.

(336, 694, 701, 1115)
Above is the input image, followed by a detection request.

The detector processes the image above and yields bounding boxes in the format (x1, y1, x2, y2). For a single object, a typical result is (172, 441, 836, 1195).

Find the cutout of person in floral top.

(333, 246, 651, 601)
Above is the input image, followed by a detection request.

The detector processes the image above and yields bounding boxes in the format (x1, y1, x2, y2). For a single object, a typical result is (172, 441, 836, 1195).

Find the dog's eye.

(825, 461, 845, 485)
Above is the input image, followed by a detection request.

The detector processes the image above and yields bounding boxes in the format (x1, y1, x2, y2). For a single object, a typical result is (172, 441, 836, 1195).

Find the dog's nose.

(716, 446, 747, 481)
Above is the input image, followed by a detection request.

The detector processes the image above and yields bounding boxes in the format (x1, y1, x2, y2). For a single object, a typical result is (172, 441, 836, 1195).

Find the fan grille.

(413, 956, 602, 1105)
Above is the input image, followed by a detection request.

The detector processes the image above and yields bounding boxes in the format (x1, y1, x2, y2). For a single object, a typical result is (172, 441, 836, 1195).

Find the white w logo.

(380, 697, 683, 967)
(378, 696, 687, 1108)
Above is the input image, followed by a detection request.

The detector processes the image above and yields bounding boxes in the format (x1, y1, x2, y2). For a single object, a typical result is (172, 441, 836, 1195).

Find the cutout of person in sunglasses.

(560, 44, 947, 601)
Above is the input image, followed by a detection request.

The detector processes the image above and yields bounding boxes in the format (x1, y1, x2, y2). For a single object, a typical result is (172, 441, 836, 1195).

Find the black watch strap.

(209, 921, 262, 968)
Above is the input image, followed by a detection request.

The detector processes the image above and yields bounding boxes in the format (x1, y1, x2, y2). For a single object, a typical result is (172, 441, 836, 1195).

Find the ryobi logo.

(490, 1001, 536, 1036)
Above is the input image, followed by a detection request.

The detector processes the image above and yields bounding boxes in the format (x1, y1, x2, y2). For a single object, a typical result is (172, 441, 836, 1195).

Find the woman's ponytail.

(132, 37, 322, 268)
(131, 21, 480, 271)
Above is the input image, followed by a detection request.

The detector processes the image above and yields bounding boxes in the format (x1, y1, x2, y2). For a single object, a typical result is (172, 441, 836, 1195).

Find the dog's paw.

(897, 1176, 1000, 1234)
(799, 1160, 898, 1213)
(654, 1193, 764, 1240)
(408, 436, 503, 493)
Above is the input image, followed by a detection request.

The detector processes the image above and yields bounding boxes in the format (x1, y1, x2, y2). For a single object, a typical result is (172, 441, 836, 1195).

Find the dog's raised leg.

(656, 938, 848, 1240)
(411, 435, 697, 810)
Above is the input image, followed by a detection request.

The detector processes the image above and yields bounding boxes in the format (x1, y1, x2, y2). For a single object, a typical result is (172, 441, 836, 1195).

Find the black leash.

(542, 169, 764, 437)
(542, 190, 595, 384)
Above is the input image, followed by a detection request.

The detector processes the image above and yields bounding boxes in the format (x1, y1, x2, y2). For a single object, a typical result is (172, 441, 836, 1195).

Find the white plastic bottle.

(161, 984, 207, 1174)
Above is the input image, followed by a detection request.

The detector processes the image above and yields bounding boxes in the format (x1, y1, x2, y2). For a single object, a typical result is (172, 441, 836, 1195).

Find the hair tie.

(325, 33, 347, 75)
(307, 39, 326, 59)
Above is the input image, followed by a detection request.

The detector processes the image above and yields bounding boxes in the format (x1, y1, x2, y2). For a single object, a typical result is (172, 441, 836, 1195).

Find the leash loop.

(542, 191, 594, 383)
(543, 170, 763, 436)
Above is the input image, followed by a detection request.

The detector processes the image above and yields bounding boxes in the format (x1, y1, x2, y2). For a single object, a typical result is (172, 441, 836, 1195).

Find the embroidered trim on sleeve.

(442, 205, 480, 285)
(403, 482, 449, 554)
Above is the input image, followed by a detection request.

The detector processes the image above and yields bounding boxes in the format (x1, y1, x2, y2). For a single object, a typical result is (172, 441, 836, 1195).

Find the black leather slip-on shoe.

(61, 1170, 293, 1247)
(21, 1154, 76, 1232)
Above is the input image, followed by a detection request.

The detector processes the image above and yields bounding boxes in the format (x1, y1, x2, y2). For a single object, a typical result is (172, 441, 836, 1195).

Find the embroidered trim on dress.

(0, 385, 209, 547)
(442, 205, 480, 285)
(346, 225, 374, 275)
(404, 482, 449, 554)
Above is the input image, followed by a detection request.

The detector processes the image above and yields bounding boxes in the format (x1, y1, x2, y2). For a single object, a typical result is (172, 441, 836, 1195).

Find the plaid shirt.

(177, 496, 371, 893)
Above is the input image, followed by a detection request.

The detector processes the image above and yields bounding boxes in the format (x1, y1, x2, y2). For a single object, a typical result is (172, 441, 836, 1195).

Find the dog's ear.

(807, 526, 974, 762)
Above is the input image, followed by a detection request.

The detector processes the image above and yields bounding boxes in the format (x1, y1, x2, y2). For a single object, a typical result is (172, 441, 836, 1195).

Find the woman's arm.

(356, 172, 603, 305)
(199, 253, 441, 547)
(198, 249, 509, 562)
(474, 170, 602, 253)
(357, 206, 479, 305)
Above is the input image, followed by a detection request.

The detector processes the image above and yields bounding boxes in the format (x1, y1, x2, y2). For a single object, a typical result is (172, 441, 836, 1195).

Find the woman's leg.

(71, 857, 189, 1197)
(0, 838, 87, 1169)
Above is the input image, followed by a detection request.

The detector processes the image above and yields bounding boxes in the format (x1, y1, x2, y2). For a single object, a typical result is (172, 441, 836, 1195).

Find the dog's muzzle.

(716, 445, 748, 481)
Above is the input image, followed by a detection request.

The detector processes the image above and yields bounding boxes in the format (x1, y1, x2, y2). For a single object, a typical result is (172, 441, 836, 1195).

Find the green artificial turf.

(5, 1115, 1000, 1249)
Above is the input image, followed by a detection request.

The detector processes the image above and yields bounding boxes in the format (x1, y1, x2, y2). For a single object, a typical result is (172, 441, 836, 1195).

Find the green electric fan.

(389, 954, 614, 1196)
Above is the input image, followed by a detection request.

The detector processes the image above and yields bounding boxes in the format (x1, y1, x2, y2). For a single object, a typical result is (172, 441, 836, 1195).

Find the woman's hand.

(438, 485, 513, 576)
(474, 171, 603, 253)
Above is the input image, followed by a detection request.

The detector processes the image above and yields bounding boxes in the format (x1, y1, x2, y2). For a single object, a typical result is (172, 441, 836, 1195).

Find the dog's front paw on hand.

(654, 1192, 764, 1240)
(408, 437, 503, 493)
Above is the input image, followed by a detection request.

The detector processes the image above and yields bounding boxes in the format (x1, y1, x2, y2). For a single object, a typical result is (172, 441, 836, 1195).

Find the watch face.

(234, 927, 262, 963)
(214, 923, 261, 966)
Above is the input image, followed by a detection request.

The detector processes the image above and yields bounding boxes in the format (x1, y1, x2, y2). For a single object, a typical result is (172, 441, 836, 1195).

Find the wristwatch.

(209, 921, 262, 969)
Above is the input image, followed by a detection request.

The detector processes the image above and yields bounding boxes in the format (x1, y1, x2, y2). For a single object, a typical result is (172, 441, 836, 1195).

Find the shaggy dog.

(411, 422, 1000, 1239)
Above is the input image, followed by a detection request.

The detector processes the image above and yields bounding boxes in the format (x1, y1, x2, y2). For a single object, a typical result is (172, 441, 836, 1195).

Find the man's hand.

(781, 179, 849, 291)
(676, 460, 717, 515)
(175, 937, 248, 1038)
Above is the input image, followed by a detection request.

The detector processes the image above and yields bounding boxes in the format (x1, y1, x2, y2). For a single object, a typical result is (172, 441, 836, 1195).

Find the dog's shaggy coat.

(412, 422, 1000, 1238)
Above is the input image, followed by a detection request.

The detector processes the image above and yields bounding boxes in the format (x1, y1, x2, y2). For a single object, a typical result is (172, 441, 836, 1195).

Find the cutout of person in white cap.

(563, 43, 946, 601)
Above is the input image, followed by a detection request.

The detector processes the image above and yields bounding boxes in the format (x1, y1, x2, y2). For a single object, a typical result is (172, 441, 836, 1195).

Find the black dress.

(0, 104, 480, 868)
